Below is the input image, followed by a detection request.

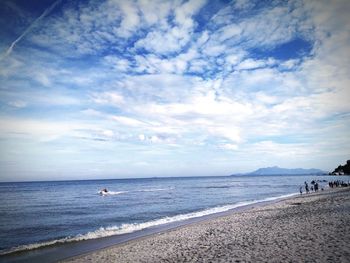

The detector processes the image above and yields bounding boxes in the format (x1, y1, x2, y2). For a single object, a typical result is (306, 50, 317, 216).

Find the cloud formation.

(0, 0, 349, 180)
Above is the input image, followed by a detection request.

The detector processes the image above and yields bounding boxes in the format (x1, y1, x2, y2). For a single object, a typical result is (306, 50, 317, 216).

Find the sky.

(0, 0, 349, 181)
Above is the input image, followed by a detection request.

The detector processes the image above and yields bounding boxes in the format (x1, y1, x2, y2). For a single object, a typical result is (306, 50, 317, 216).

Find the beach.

(63, 187, 350, 263)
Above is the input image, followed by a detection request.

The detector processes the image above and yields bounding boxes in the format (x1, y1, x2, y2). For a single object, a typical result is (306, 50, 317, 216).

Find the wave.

(135, 188, 174, 192)
(194, 184, 248, 189)
(99, 188, 173, 196)
(103, 191, 127, 195)
(0, 192, 297, 256)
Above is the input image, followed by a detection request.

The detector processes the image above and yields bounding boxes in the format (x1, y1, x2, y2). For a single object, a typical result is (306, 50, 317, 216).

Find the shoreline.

(62, 187, 350, 263)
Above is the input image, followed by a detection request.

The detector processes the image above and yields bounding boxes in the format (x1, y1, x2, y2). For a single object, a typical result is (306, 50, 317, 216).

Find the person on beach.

(315, 183, 319, 192)
(305, 182, 309, 194)
(299, 186, 303, 195)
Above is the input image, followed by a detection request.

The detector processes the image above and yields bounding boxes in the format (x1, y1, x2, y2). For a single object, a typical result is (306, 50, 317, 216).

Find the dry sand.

(63, 188, 350, 263)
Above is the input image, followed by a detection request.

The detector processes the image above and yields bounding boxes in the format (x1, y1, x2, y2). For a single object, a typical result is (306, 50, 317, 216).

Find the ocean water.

(0, 175, 347, 255)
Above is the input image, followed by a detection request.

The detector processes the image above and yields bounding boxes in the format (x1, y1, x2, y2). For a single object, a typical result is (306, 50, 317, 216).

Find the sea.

(0, 174, 348, 258)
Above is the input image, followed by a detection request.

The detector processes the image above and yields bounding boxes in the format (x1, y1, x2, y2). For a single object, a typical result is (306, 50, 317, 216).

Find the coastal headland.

(63, 187, 350, 263)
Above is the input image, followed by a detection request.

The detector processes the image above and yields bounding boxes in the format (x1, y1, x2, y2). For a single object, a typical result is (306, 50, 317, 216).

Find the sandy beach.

(63, 188, 350, 263)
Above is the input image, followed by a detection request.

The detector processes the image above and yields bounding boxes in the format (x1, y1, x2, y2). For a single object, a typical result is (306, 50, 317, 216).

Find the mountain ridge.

(242, 166, 325, 175)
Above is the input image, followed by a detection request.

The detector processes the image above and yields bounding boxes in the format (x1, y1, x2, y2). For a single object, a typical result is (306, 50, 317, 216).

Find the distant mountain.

(247, 166, 325, 175)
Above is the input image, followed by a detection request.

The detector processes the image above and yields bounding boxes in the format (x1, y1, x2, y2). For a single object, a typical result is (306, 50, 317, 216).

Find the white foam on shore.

(0, 192, 297, 256)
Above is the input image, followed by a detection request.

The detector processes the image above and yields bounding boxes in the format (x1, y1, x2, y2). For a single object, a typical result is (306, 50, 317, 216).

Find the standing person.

(305, 182, 309, 194)
(299, 186, 303, 195)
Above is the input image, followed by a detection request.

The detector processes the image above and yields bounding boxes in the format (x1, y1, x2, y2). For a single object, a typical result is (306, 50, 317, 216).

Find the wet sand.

(63, 188, 350, 263)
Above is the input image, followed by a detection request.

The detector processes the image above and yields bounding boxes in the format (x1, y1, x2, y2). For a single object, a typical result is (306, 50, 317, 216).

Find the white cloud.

(0, 56, 24, 77)
(174, 0, 207, 28)
(92, 91, 124, 106)
(111, 115, 146, 127)
(8, 100, 27, 108)
(235, 58, 269, 70)
(138, 0, 173, 26)
(249, 141, 313, 157)
(133, 53, 192, 74)
(1, 87, 81, 108)
(196, 30, 209, 46)
(134, 27, 190, 54)
(208, 126, 241, 143)
(81, 108, 103, 116)
(101, 129, 114, 138)
(134, 0, 206, 55)
(116, 73, 203, 102)
(225, 53, 243, 66)
(210, 2, 312, 51)
(103, 55, 130, 72)
(138, 134, 146, 141)
(254, 92, 279, 105)
(126, 88, 255, 144)
(34, 71, 52, 86)
(220, 143, 239, 151)
(188, 59, 208, 73)
(233, 0, 254, 11)
(280, 59, 300, 70)
(115, 1, 140, 37)
(0, 117, 79, 142)
(218, 24, 242, 42)
(201, 42, 226, 56)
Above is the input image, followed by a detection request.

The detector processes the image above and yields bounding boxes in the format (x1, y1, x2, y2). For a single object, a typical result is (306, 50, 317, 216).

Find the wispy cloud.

(0, 0, 62, 60)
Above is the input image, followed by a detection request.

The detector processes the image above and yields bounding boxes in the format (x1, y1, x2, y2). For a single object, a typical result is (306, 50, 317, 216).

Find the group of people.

(300, 179, 350, 194)
(299, 180, 322, 194)
(329, 180, 349, 188)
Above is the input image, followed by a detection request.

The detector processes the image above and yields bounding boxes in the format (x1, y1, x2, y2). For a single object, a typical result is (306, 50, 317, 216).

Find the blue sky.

(0, 0, 349, 181)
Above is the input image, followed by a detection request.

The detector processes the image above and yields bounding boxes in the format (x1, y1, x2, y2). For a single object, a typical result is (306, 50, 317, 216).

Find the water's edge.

(0, 193, 297, 263)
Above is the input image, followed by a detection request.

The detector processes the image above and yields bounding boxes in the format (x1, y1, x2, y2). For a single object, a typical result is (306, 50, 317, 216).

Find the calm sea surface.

(0, 175, 348, 254)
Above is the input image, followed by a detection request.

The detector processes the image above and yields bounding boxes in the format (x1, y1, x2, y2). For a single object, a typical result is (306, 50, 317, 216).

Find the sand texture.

(63, 188, 350, 263)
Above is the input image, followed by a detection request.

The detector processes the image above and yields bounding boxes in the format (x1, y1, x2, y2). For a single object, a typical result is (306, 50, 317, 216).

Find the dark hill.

(330, 160, 350, 175)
